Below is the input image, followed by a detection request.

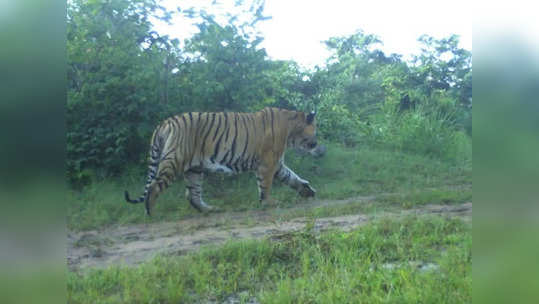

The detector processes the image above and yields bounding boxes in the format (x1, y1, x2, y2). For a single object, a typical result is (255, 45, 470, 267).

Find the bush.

(368, 102, 469, 163)
(315, 91, 366, 146)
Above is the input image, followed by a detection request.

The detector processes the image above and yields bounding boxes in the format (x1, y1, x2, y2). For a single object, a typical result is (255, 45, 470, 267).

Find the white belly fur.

(203, 161, 235, 174)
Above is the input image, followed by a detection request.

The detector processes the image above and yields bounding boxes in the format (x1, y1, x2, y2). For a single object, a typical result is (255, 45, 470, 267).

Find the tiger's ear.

(306, 111, 316, 124)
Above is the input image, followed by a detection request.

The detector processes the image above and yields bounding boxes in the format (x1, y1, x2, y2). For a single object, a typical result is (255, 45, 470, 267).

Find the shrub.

(368, 102, 469, 163)
(316, 90, 366, 146)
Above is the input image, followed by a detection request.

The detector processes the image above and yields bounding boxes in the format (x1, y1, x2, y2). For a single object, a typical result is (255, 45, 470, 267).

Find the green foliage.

(316, 96, 364, 146)
(367, 101, 470, 163)
(413, 35, 472, 106)
(183, 21, 268, 111)
(67, 0, 175, 184)
(66, 0, 472, 186)
(310, 30, 472, 156)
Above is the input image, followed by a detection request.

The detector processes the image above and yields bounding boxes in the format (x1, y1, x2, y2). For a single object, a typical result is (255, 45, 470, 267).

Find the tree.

(67, 0, 178, 183)
(412, 34, 472, 107)
(183, 21, 270, 111)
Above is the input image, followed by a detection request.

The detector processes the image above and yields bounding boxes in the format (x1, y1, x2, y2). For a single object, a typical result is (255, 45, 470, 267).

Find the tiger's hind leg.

(145, 157, 181, 215)
(184, 170, 214, 212)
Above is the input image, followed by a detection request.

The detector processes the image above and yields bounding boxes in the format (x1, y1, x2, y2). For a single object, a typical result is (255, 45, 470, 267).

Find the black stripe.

(239, 115, 249, 165)
(232, 133, 244, 171)
(224, 113, 230, 143)
(187, 114, 196, 168)
(262, 112, 266, 133)
(190, 113, 203, 167)
(212, 114, 222, 141)
(200, 113, 216, 156)
(196, 113, 208, 139)
(270, 108, 275, 141)
(220, 150, 230, 164)
(183, 114, 191, 158)
(210, 130, 225, 163)
(169, 159, 177, 173)
(181, 115, 187, 128)
(248, 114, 256, 139)
(172, 116, 182, 129)
(229, 113, 239, 164)
(179, 115, 188, 150)
(161, 148, 176, 161)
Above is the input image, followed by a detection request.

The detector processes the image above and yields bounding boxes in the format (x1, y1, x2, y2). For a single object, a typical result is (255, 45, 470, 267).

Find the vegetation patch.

(67, 144, 471, 231)
(68, 216, 471, 303)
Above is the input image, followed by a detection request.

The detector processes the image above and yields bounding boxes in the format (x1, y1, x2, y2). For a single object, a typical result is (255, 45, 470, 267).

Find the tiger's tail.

(124, 128, 163, 208)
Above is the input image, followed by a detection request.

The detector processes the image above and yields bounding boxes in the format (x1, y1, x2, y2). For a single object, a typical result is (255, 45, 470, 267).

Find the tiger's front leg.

(274, 163, 316, 198)
(255, 164, 277, 205)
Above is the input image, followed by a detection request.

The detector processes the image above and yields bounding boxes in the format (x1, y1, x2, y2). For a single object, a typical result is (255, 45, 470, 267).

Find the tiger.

(125, 107, 318, 215)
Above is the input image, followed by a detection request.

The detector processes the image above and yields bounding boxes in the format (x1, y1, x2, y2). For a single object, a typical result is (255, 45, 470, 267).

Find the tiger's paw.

(299, 183, 316, 198)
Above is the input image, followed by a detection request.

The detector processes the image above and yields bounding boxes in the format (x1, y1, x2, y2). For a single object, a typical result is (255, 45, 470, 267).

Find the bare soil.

(67, 196, 471, 271)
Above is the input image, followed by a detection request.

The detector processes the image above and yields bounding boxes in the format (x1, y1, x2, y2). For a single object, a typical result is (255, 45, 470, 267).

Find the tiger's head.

(288, 111, 318, 153)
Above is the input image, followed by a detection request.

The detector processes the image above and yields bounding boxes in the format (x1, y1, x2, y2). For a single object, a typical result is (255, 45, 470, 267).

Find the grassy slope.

(67, 144, 471, 231)
(68, 216, 471, 303)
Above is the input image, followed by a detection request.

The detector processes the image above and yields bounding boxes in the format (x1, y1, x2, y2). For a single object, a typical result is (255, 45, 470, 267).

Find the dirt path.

(67, 196, 471, 271)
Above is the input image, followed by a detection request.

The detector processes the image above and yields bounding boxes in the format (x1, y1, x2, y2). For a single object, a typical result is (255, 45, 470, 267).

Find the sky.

(154, 0, 472, 69)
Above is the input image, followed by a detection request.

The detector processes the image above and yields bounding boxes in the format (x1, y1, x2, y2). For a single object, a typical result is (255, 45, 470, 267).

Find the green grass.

(67, 144, 471, 231)
(271, 187, 472, 222)
(376, 188, 472, 209)
(68, 216, 471, 303)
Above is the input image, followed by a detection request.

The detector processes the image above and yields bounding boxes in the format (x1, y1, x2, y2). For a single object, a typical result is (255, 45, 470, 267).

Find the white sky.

(154, 0, 472, 69)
